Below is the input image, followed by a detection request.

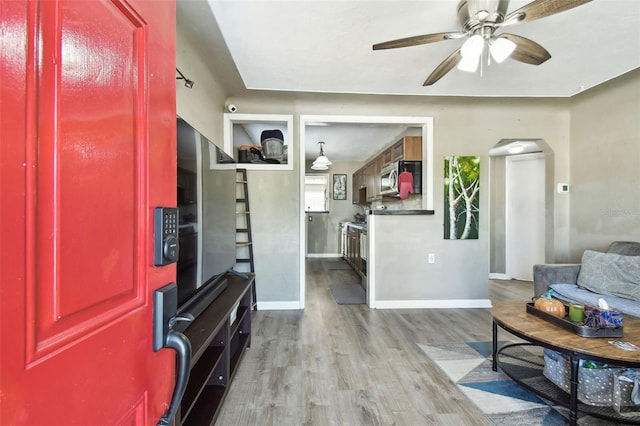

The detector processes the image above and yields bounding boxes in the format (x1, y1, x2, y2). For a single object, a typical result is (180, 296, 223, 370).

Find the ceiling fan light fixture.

(489, 37, 517, 63)
(458, 53, 480, 72)
(460, 34, 484, 58)
(457, 34, 483, 72)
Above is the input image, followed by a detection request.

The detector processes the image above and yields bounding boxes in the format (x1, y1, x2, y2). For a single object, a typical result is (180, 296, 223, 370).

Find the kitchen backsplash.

(371, 194, 422, 211)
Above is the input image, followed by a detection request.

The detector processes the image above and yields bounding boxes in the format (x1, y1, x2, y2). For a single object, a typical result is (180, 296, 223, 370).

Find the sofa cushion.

(608, 241, 640, 256)
(577, 250, 640, 302)
(551, 283, 640, 318)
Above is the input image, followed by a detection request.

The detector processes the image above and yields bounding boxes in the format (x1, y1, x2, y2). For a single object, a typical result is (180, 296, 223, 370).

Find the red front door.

(1, 0, 177, 424)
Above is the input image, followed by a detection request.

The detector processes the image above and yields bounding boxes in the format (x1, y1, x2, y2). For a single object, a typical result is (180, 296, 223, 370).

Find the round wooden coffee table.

(492, 301, 640, 425)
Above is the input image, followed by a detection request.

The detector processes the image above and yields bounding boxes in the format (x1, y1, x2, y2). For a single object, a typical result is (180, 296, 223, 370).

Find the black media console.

(177, 272, 254, 425)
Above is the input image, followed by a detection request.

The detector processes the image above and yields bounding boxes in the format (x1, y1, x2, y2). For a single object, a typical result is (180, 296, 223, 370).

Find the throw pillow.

(577, 250, 640, 302)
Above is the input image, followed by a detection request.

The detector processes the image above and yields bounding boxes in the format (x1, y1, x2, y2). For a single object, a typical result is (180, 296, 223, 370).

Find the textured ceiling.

(177, 0, 640, 161)
(206, 0, 640, 97)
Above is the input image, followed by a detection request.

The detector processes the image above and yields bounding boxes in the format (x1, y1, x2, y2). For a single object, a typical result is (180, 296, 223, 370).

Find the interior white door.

(506, 153, 545, 281)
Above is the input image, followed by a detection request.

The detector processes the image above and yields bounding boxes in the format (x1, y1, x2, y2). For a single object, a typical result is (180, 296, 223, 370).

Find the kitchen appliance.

(380, 160, 422, 196)
(380, 162, 398, 195)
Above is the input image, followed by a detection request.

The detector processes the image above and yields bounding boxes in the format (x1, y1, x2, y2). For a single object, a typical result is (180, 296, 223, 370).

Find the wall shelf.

(223, 113, 294, 170)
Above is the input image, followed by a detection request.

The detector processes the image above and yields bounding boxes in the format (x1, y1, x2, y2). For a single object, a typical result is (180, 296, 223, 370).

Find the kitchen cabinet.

(372, 157, 382, 199)
(351, 136, 422, 205)
(345, 226, 361, 273)
(392, 136, 422, 162)
(359, 230, 367, 278)
(351, 170, 359, 204)
(342, 223, 368, 278)
(364, 161, 376, 202)
(381, 148, 393, 167)
(352, 169, 367, 205)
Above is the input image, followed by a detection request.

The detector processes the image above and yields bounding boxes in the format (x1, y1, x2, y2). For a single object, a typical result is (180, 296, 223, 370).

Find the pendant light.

(311, 142, 332, 170)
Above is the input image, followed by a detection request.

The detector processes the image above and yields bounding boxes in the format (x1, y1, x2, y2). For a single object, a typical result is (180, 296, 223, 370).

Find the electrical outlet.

(428, 253, 435, 264)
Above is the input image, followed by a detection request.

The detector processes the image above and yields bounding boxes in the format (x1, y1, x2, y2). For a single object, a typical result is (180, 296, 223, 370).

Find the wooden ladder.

(235, 168, 257, 310)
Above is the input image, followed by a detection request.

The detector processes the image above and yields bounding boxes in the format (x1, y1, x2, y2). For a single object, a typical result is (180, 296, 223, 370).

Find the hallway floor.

(215, 258, 535, 425)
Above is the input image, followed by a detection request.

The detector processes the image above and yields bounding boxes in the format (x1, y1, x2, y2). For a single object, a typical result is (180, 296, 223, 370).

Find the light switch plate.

(557, 183, 569, 193)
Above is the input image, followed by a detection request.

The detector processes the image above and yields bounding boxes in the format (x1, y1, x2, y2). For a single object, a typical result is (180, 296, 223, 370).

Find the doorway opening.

(298, 115, 434, 309)
(489, 139, 555, 282)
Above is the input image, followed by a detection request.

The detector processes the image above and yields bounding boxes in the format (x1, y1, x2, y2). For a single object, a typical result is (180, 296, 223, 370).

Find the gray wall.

(373, 214, 490, 301)
(245, 169, 300, 302)
(568, 69, 640, 260)
(176, 20, 227, 146)
(221, 94, 569, 304)
(177, 17, 639, 304)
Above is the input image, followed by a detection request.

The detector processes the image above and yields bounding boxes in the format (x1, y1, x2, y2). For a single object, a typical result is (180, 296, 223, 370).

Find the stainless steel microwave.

(380, 160, 422, 196)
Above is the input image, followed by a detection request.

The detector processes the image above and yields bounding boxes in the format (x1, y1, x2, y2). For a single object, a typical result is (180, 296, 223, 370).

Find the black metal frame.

(492, 320, 640, 425)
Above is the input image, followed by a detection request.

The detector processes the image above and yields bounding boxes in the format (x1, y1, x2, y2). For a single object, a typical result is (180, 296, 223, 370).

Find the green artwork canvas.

(444, 156, 480, 240)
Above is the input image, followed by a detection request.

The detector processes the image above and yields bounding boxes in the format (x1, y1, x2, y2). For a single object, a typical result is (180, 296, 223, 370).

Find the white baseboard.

(489, 273, 508, 280)
(256, 301, 302, 310)
(374, 299, 492, 309)
(306, 253, 342, 258)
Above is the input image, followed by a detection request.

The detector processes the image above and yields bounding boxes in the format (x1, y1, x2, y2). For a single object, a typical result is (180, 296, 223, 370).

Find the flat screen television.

(175, 117, 237, 319)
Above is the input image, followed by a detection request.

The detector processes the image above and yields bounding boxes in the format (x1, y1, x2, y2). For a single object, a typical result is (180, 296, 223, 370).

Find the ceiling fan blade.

(373, 32, 464, 50)
(423, 48, 463, 86)
(499, 33, 551, 65)
(503, 0, 592, 26)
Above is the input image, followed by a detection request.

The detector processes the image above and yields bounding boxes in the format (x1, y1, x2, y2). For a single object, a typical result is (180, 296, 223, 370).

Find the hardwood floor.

(215, 259, 534, 425)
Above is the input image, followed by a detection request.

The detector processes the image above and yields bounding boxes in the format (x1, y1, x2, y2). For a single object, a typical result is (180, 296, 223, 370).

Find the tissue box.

(584, 305, 623, 328)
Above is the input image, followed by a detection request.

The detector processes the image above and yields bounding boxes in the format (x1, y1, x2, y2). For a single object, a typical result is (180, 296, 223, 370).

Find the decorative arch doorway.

(489, 139, 555, 282)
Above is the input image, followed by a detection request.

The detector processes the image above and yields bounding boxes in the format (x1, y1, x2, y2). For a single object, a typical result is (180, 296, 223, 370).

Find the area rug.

(329, 283, 366, 305)
(418, 341, 569, 425)
(326, 260, 353, 270)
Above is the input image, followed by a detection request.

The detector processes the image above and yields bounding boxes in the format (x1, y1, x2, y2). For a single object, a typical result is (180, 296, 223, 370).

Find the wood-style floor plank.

(215, 259, 533, 425)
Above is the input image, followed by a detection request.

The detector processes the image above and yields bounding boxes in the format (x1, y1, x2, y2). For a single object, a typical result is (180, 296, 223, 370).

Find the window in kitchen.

(304, 174, 329, 212)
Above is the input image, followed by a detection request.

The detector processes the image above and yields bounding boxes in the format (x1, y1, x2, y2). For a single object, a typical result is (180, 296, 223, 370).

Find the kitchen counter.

(369, 209, 435, 215)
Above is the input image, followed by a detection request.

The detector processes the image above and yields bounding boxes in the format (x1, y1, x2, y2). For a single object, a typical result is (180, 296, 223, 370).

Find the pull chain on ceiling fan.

(373, 0, 592, 86)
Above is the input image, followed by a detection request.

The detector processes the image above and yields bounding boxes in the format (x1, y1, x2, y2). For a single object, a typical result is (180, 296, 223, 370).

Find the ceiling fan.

(373, 0, 592, 86)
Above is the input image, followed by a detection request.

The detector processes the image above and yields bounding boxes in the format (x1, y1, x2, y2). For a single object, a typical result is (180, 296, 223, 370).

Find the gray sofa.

(533, 241, 640, 317)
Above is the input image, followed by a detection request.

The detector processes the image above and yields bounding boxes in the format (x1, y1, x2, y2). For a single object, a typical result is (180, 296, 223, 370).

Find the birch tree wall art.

(444, 156, 480, 240)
